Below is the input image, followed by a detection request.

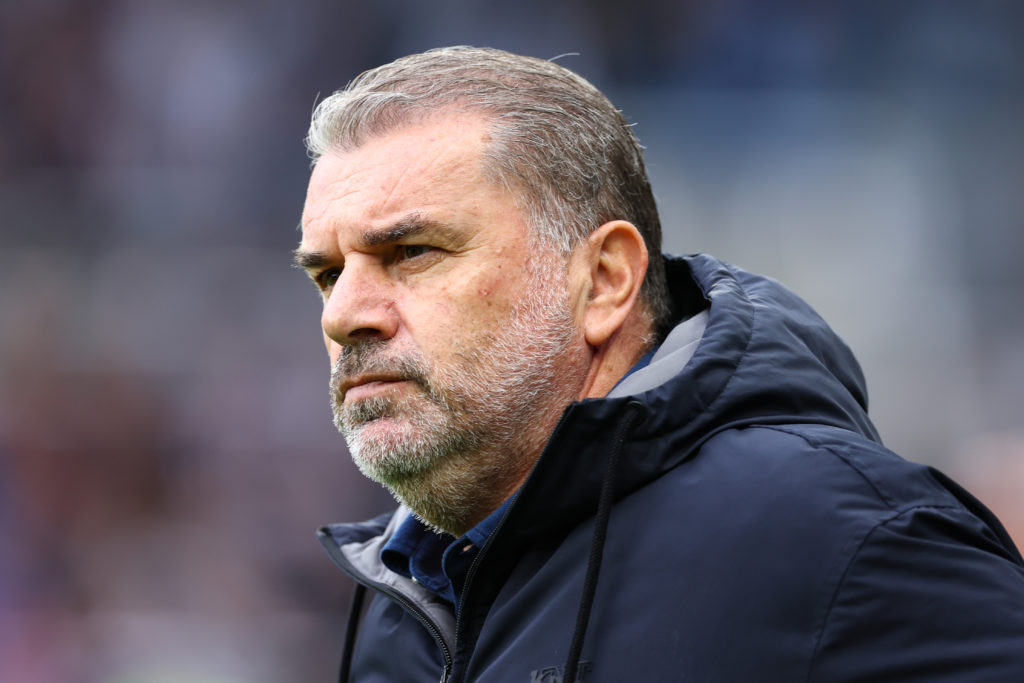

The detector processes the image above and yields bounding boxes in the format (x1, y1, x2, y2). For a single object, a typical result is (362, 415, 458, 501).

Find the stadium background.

(2, 1, 1022, 680)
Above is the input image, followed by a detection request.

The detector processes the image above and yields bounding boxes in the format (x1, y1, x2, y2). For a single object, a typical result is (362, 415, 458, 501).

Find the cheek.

(400, 265, 533, 349)
(458, 279, 515, 321)
(405, 288, 504, 350)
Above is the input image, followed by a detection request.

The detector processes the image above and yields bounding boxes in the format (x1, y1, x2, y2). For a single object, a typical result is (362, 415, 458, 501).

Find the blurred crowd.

(2, 1, 1022, 681)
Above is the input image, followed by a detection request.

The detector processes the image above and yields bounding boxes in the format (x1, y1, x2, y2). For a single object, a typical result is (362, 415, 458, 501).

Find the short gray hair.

(306, 46, 670, 333)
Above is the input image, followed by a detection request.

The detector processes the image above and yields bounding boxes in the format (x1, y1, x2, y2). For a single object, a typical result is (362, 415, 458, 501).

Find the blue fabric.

(381, 499, 512, 606)
(380, 516, 453, 601)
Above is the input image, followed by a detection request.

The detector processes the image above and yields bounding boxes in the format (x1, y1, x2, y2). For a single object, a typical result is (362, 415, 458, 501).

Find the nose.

(321, 262, 400, 348)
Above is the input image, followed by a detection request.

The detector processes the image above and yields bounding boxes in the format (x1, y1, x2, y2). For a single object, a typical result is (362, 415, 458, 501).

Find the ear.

(578, 220, 649, 348)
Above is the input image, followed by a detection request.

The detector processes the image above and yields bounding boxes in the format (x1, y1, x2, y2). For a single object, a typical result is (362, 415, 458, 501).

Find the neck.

(579, 311, 656, 399)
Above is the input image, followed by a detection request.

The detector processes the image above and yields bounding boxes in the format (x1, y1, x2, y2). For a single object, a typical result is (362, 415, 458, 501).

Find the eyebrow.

(292, 248, 330, 270)
(359, 213, 458, 247)
(359, 213, 429, 247)
(293, 213, 463, 270)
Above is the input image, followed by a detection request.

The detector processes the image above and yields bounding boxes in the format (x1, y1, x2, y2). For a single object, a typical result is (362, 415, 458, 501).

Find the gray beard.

(328, 264, 586, 535)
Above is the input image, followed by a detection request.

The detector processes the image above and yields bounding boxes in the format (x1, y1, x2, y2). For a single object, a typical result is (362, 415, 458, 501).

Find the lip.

(340, 375, 409, 403)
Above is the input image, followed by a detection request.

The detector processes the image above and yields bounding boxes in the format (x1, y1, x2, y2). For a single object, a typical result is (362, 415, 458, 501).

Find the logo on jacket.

(530, 662, 592, 682)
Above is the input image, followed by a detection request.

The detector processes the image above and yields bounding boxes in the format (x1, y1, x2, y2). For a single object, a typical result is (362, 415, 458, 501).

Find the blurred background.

(1, 1, 1022, 680)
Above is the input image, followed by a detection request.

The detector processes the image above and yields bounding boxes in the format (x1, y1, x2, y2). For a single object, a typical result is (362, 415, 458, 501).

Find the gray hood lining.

(608, 309, 709, 399)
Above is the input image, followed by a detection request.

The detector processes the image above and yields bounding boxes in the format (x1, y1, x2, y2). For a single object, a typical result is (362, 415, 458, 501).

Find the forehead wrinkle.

(301, 116, 498, 260)
(374, 119, 490, 213)
(304, 157, 384, 222)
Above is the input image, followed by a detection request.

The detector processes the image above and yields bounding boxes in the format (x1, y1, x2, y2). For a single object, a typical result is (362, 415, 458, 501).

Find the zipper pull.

(439, 664, 451, 683)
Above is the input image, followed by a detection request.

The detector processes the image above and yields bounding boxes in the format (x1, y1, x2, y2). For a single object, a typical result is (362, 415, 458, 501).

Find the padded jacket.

(319, 254, 1024, 682)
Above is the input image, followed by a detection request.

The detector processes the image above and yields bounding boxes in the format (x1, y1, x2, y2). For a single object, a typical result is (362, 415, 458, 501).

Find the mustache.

(329, 341, 433, 398)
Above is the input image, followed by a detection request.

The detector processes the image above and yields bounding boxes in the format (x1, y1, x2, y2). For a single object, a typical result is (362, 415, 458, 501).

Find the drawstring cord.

(563, 403, 642, 683)
(339, 583, 367, 683)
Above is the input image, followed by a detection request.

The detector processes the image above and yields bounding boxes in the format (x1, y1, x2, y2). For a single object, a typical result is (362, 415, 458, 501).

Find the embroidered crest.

(529, 661, 593, 682)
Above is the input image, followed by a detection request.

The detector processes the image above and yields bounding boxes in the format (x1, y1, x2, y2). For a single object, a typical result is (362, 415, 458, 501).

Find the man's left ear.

(579, 220, 648, 347)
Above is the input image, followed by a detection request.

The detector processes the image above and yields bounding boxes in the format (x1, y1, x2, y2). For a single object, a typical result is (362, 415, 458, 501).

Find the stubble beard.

(329, 262, 587, 535)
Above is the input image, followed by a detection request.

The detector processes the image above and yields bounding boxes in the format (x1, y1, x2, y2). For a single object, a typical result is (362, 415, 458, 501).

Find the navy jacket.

(320, 254, 1024, 682)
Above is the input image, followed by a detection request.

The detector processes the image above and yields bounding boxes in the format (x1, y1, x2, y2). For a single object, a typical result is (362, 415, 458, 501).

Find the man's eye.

(398, 245, 433, 260)
(317, 268, 341, 290)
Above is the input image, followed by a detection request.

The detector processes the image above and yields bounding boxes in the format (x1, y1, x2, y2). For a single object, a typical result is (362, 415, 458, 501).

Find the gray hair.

(306, 46, 671, 333)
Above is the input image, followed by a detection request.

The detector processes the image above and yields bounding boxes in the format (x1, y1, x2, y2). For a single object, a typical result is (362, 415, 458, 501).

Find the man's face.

(297, 115, 591, 533)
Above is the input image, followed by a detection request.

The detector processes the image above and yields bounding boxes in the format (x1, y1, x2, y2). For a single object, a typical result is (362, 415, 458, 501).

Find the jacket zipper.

(449, 414, 572, 682)
(320, 532, 453, 682)
(448, 492, 521, 683)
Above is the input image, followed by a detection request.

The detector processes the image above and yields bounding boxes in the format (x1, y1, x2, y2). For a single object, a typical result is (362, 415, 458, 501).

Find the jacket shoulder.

(687, 425, 1024, 682)
(740, 423, 959, 510)
(806, 502, 1024, 682)
(683, 423, 959, 525)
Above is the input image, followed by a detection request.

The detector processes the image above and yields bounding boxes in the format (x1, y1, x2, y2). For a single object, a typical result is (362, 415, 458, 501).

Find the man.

(296, 47, 1024, 682)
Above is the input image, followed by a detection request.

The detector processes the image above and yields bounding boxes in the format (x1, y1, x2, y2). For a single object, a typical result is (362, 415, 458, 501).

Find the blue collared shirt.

(381, 497, 512, 607)
(380, 348, 658, 608)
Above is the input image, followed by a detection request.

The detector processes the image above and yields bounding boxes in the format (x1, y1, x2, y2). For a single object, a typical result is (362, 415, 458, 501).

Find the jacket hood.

(640, 254, 879, 443)
(506, 254, 881, 537)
